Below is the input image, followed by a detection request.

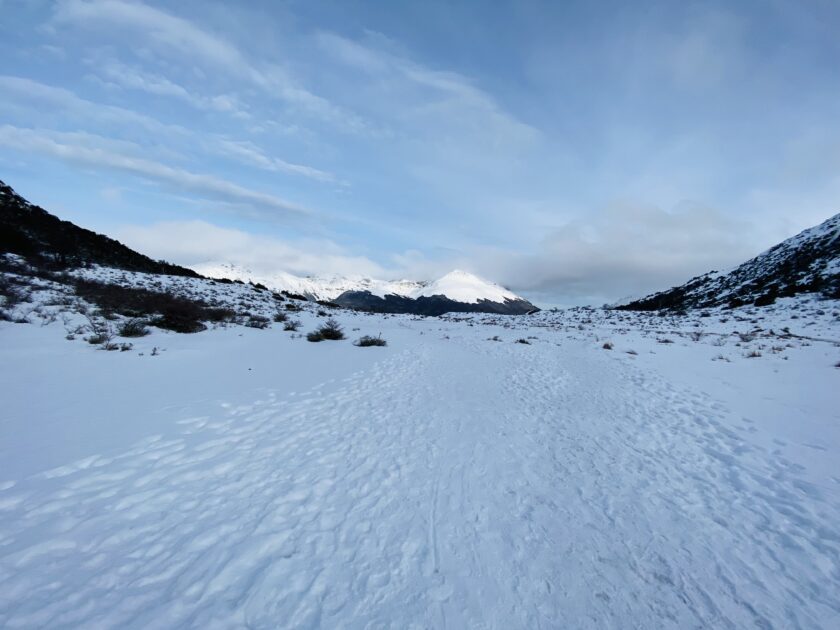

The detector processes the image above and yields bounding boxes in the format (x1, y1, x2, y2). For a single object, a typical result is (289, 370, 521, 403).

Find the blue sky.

(1, 0, 838, 305)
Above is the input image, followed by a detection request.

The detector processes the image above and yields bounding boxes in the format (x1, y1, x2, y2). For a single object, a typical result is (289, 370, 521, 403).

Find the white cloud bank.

(115, 221, 386, 279)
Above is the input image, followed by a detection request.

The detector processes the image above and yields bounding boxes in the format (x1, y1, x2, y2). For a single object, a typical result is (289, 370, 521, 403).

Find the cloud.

(316, 31, 538, 148)
(466, 202, 759, 305)
(211, 139, 340, 185)
(93, 60, 250, 118)
(53, 0, 254, 79)
(0, 75, 187, 138)
(115, 220, 386, 278)
(50, 0, 367, 131)
(0, 125, 310, 219)
(0, 76, 337, 186)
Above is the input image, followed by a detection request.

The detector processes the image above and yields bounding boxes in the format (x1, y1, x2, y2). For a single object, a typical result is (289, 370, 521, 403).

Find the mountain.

(192, 262, 427, 301)
(333, 270, 538, 316)
(0, 180, 198, 277)
(195, 263, 539, 316)
(618, 213, 840, 310)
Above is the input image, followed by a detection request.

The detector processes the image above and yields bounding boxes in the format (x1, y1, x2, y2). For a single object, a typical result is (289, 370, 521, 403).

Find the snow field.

(1, 282, 839, 628)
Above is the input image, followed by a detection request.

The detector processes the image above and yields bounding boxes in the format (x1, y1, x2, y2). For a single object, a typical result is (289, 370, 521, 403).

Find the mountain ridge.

(0, 179, 199, 278)
(617, 213, 840, 310)
(193, 262, 539, 315)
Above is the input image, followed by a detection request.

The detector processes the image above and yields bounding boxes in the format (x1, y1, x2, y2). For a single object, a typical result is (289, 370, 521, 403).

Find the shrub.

(0, 277, 30, 307)
(204, 307, 237, 323)
(284, 303, 302, 312)
(745, 350, 762, 358)
(273, 311, 288, 323)
(754, 293, 777, 307)
(150, 313, 207, 333)
(355, 335, 387, 347)
(602, 342, 613, 350)
(284, 319, 301, 331)
(73, 279, 209, 333)
(515, 338, 530, 344)
(118, 318, 149, 337)
(318, 319, 345, 340)
(306, 330, 324, 342)
(245, 315, 270, 329)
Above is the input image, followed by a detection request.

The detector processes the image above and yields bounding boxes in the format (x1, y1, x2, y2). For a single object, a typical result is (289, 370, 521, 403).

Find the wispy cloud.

(0, 75, 187, 138)
(316, 31, 539, 147)
(0, 125, 310, 219)
(0, 75, 338, 187)
(93, 60, 250, 118)
(52, 0, 254, 78)
(50, 0, 368, 132)
(210, 139, 341, 185)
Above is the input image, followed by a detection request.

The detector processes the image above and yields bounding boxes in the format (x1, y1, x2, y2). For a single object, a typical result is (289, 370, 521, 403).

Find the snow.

(191, 262, 427, 301)
(192, 263, 525, 305)
(1, 275, 840, 628)
(413, 269, 520, 304)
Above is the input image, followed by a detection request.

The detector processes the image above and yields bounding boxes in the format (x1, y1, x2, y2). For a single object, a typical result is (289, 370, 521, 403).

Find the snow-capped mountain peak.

(191, 263, 533, 313)
(413, 269, 520, 304)
(190, 262, 426, 301)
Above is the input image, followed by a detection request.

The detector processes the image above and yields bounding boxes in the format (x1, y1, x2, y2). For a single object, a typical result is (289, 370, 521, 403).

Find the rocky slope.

(618, 213, 840, 310)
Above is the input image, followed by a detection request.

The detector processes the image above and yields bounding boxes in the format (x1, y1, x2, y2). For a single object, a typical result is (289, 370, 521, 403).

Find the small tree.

(318, 319, 345, 340)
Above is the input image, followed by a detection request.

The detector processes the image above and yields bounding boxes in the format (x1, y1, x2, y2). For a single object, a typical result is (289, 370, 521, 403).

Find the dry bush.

(355, 335, 387, 347)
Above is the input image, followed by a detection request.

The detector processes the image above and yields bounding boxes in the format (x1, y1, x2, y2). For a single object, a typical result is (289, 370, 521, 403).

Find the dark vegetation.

(334, 290, 538, 316)
(307, 319, 345, 342)
(118, 318, 150, 338)
(73, 279, 233, 333)
(354, 334, 387, 347)
(318, 319, 345, 340)
(0, 180, 199, 277)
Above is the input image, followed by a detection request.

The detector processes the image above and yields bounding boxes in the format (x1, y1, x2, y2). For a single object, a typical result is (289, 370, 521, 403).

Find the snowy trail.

(1, 335, 839, 628)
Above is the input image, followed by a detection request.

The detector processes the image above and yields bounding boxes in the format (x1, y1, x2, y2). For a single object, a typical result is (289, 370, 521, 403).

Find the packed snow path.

(1, 335, 839, 628)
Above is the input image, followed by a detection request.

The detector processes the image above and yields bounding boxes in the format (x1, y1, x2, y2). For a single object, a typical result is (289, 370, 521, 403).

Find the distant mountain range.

(193, 263, 539, 316)
(0, 178, 537, 316)
(618, 213, 840, 310)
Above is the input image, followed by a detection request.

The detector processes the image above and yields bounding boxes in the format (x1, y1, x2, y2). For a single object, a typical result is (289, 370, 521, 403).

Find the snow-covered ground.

(1, 270, 839, 628)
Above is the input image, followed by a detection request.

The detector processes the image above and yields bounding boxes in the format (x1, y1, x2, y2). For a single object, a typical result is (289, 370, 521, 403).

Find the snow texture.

(412, 269, 520, 304)
(1, 271, 839, 628)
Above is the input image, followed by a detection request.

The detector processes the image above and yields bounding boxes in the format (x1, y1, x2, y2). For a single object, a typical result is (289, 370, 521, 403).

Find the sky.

(1, 0, 838, 306)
